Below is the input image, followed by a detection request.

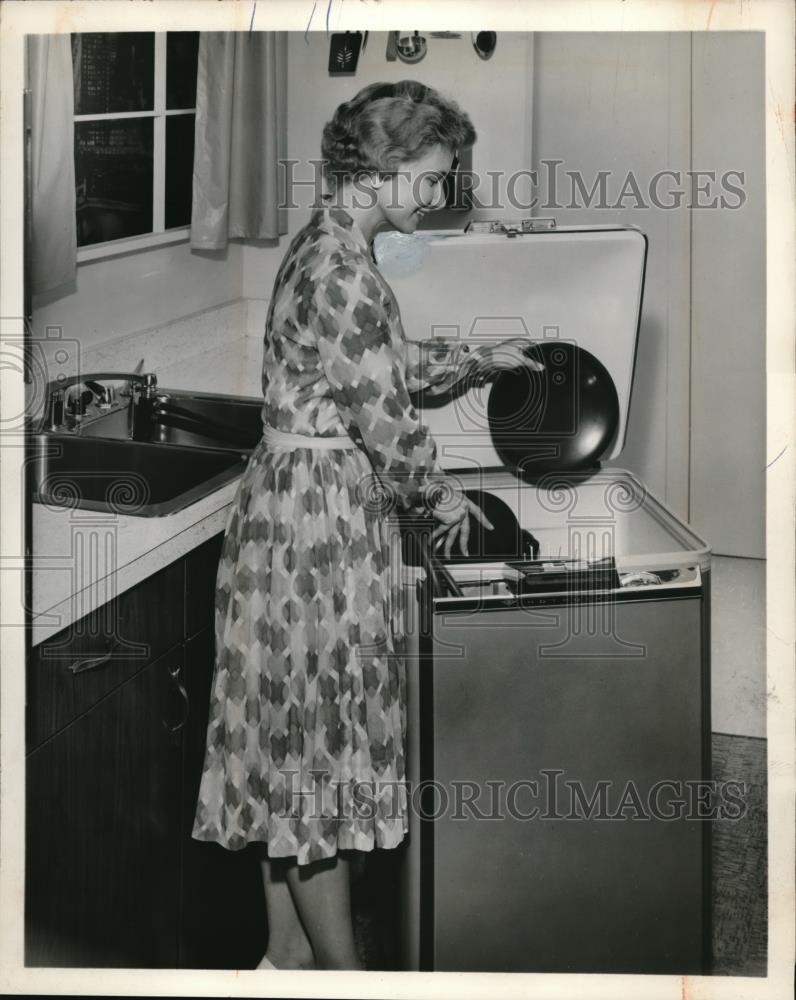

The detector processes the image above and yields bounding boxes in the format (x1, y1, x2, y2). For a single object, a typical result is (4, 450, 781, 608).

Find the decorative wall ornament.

(395, 31, 427, 64)
(472, 31, 497, 60)
(328, 31, 363, 76)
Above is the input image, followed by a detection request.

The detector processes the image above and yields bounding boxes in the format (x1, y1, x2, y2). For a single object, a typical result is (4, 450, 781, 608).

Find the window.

(71, 32, 199, 255)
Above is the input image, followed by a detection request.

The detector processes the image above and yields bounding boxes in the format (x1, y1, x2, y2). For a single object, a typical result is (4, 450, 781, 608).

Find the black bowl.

(487, 340, 620, 473)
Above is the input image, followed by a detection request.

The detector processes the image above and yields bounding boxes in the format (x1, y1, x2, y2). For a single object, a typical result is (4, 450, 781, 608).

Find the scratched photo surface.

(1, 3, 792, 1000)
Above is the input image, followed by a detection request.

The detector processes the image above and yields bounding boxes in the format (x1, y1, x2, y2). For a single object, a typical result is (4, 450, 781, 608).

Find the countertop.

(31, 477, 239, 647)
(31, 332, 262, 646)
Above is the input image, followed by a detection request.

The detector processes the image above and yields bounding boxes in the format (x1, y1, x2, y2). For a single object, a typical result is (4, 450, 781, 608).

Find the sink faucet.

(41, 371, 158, 438)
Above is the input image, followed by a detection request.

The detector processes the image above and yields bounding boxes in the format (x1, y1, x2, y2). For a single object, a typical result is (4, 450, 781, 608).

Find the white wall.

(532, 32, 765, 557)
(689, 32, 765, 559)
(532, 32, 693, 517)
(31, 240, 243, 356)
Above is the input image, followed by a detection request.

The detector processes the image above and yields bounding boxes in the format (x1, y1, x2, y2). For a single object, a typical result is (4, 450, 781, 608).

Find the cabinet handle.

(164, 661, 189, 735)
(67, 638, 120, 675)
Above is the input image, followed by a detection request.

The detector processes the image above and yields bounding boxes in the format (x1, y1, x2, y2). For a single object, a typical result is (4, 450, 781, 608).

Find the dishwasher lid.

(375, 224, 647, 472)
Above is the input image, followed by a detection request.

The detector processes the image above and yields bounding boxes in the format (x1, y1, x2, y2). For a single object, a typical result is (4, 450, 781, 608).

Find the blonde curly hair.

(321, 80, 476, 190)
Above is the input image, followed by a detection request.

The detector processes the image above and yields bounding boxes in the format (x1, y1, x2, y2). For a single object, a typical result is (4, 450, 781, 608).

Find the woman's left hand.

(464, 338, 545, 381)
(430, 491, 495, 559)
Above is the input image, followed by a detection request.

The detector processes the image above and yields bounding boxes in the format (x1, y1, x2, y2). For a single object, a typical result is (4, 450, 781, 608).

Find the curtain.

(191, 32, 288, 250)
(27, 34, 77, 295)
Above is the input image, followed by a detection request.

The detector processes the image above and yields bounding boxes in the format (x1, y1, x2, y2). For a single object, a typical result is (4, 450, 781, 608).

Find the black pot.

(399, 490, 539, 565)
(487, 340, 620, 473)
(456, 489, 539, 561)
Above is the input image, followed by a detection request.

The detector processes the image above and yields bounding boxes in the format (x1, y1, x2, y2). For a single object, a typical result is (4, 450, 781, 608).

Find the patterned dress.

(191, 203, 463, 865)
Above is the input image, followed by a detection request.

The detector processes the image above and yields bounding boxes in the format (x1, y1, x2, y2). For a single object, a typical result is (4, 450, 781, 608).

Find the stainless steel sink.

(30, 433, 248, 516)
(77, 388, 264, 452)
(147, 390, 264, 451)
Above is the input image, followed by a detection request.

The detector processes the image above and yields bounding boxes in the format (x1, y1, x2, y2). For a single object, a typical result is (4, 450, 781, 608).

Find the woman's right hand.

(463, 338, 545, 381)
(430, 489, 494, 559)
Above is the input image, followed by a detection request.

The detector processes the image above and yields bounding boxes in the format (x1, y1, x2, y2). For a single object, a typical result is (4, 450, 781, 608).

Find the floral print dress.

(191, 203, 463, 865)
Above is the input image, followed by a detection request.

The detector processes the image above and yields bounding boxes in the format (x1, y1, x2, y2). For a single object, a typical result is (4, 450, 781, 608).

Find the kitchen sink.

(147, 390, 264, 451)
(29, 433, 248, 516)
(77, 388, 265, 452)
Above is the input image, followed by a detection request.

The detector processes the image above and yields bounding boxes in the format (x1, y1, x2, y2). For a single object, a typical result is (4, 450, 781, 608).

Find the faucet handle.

(119, 371, 156, 399)
(128, 374, 158, 441)
(48, 389, 65, 431)
(39, 372, 159, 435)
(83, 379, 116, 408)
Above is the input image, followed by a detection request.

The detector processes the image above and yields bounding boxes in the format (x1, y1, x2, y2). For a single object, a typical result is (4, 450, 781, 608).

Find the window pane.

(166, 32, 199, 109)
(75, 119, 153, 246)
(165, 114, 195, 229)
(72, 33, 154, 114)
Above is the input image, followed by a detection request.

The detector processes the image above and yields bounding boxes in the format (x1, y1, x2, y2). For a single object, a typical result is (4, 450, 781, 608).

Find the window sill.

(77, 228, 191, 264)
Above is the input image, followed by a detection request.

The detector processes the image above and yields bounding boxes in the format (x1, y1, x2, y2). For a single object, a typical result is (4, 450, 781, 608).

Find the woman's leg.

(257, 852, 316, 969)
(285, 852, 362, 970)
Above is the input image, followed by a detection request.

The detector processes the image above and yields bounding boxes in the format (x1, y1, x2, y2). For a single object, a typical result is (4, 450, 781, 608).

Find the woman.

(191, 80, 541, 971)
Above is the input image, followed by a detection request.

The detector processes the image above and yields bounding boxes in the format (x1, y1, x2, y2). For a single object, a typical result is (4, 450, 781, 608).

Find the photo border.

(1, 2, 793, 998)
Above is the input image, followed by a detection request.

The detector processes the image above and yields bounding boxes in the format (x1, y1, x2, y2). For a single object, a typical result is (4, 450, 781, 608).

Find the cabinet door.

(27, 556, 184, 752)
(25, 646, 186, 968)
(178, 626, 266, 969)
(183, 533, 223, 640)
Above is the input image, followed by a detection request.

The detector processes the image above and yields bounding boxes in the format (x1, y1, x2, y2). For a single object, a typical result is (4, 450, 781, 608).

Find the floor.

(710, 556, 766, 739)
(710, 733, 767, 976)
(707, 558, 768, 975)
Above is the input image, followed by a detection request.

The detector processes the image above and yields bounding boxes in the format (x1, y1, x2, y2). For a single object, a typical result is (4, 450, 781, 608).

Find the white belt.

(262, 426, 359, 451)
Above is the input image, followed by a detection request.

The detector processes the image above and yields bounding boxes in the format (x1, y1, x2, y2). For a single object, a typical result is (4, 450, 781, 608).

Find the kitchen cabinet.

(27, 559, 184, 752)
(25, 531, 265, 969)
(177, 626, 266, 969)
(25, 645, 185, 967)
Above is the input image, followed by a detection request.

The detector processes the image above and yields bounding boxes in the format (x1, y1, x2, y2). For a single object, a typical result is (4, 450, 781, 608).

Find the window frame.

(75, 33, 196, 264)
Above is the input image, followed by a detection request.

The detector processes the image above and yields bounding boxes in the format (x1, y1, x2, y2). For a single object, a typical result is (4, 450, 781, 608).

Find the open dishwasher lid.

(375, 224, 647, 472)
